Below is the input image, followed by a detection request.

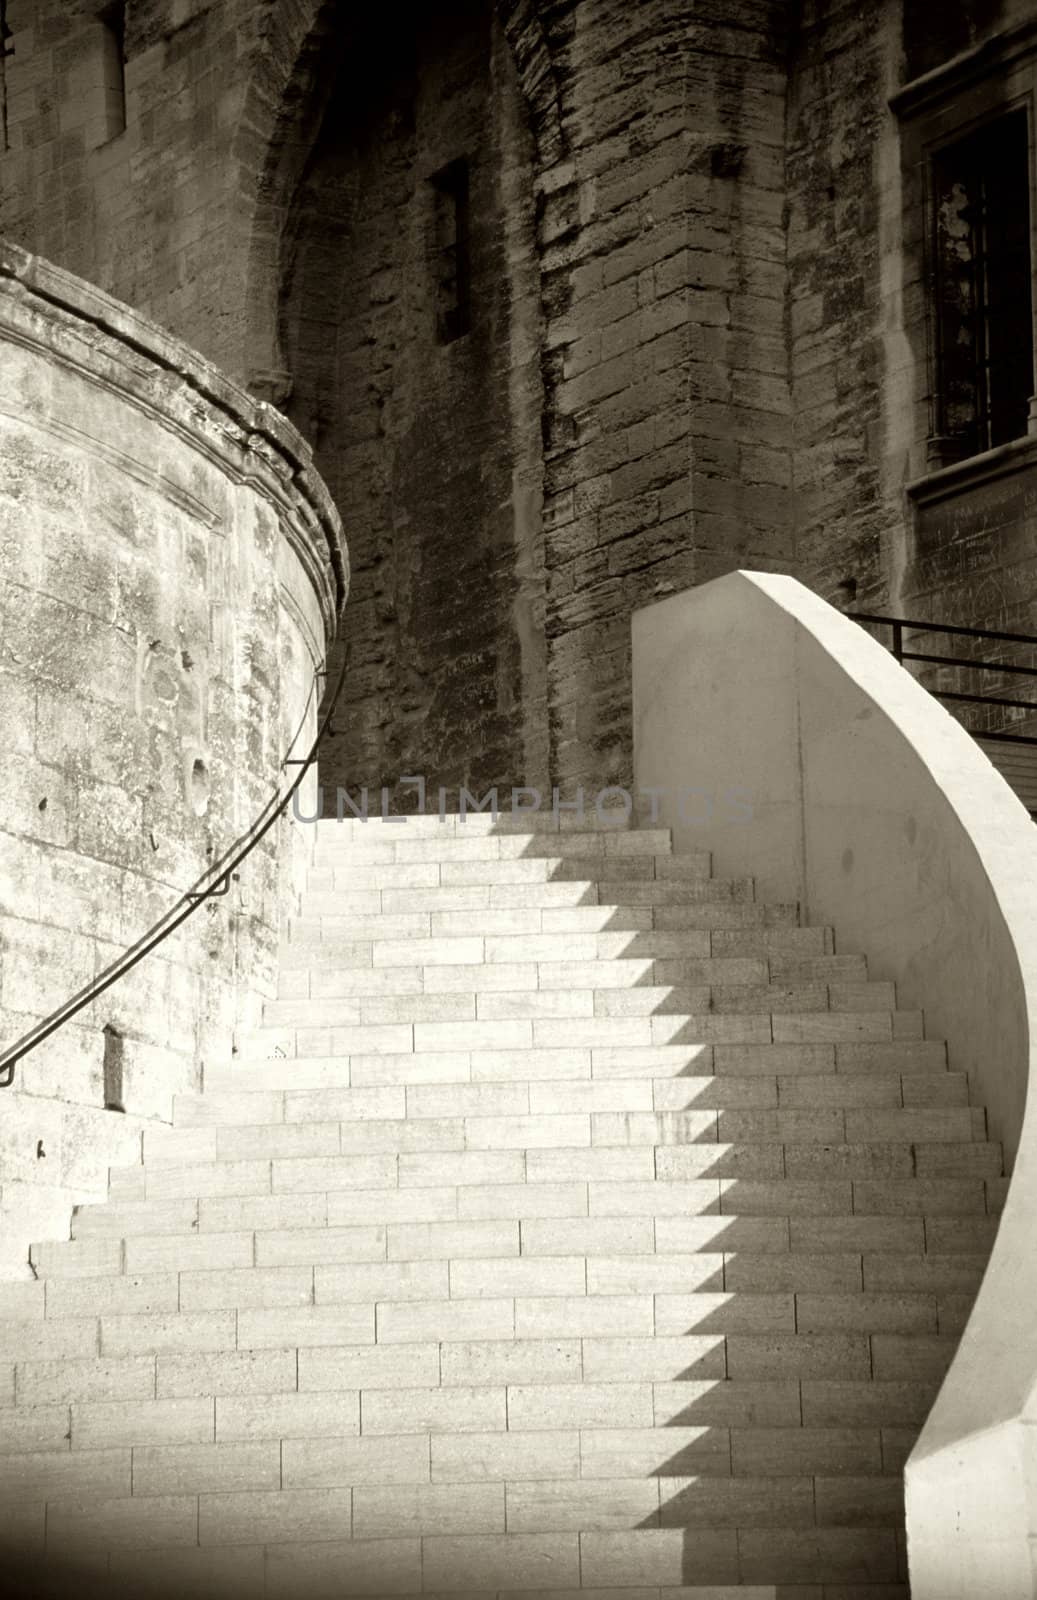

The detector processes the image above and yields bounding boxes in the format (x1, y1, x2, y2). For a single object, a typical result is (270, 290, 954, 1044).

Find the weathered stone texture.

(784, 0, 890, 614)
(2, 0, 1037, 805)
(0, 243, 342, 1272)
(535, 0, 792, 790)
(280, 1, 548, 800)
(1, 0, 798, 800)
(0, 0, 263, 375)
(789, 0, 1037, 650)
(882, 0, 1037, 645)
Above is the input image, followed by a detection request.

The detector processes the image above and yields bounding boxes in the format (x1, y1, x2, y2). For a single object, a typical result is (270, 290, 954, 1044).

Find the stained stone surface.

(0, 242, 344, 1273)
(3, 0, 1036, 798)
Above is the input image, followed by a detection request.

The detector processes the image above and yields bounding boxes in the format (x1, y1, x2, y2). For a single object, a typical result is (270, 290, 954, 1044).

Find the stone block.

(216, 1391, 359, 1442)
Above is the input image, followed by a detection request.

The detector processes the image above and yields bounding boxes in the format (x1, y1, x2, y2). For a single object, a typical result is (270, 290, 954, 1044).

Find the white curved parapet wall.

(0, 241, 346, 1274)
(631, 570, 1037, 1597)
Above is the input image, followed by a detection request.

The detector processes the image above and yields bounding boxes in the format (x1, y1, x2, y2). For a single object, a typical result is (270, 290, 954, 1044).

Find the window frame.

(894, 20, 1037, 484)
(927, 102, 1033, 459)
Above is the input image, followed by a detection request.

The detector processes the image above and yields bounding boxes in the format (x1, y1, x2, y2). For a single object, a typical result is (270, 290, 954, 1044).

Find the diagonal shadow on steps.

(11, 818, 992, 1598)
(497, 827, 917, 1592)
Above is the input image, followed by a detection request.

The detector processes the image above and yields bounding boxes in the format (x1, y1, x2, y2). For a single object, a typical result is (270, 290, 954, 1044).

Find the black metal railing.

(850, 612, 1037, 818)
(0, 646, 347, 1090)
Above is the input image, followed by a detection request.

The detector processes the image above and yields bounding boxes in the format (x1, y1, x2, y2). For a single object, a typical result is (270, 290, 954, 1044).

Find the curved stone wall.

(0, 242, 346, 1274)
(631, 569, 1037, 1595)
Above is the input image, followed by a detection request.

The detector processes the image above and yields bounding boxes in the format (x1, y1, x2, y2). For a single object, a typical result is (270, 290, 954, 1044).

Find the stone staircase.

(0, 813, 1006, 1597)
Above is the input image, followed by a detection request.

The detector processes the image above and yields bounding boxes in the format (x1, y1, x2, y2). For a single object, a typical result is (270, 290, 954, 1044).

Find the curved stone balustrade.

(632, 569, 1037, 1596)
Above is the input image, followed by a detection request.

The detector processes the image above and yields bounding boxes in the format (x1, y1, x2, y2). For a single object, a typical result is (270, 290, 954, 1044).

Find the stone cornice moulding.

(906, 432, 1037, 509)
(0, 239, 348, 638)
(889, 14, 1037, 120)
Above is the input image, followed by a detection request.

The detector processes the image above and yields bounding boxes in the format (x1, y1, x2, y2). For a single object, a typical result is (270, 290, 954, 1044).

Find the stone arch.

(235, 0, 567, 399)
(233, 0, 554, 796)
(233, 0, 347, 399)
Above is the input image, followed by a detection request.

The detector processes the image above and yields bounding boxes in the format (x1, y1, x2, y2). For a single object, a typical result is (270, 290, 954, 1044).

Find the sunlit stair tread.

(5, 818, 1003, 1597)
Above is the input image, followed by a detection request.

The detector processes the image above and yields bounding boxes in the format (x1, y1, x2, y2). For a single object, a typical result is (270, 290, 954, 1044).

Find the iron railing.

(850, 612, 1037, 818)
(0, 646, 347, 1089)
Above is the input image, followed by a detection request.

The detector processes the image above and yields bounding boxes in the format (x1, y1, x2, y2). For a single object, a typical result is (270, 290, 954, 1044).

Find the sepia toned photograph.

(0, 1, 1035, 1595)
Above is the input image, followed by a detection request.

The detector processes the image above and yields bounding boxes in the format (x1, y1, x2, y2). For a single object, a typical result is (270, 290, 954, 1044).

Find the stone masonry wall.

(0, 0, 799, 802)
(884, 0, 1037, 646)
(280, 0, 548, 802)
(4, 0, 1037, 803)
(534, 0, 793, 792)
(281, 0, 796, 797)
(0, 0, 265, 376)
(0, 243, 343, 1273)
(784, 0, 893, 614)
(788, 0, 1037, 654)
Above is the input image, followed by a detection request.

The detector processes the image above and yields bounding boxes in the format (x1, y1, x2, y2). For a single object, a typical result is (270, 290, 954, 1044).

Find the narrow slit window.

(430, 158, 471, 344)
(102, 1023, 125, 1113)
(931, 107, 1034, 460)
(98, 2, 127, 141)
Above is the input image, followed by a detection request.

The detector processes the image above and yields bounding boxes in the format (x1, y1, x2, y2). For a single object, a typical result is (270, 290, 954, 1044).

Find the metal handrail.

(895, 651, 1037, 679)
(0, 644, 347, 1089)
(849, 610, 1037, 816)
(849, 613, 1037, 711)
(850, 612, 1037, 647)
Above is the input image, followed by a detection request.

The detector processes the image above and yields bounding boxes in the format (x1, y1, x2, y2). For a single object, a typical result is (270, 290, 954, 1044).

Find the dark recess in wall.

(280, 0, 544, 801)
(902, 0, 1007, 78)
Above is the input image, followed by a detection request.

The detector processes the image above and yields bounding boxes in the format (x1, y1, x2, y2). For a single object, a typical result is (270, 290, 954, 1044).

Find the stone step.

(300, 878, 753, 919)
(284, 957, 780, 996)
(87, 1537, 908, 1597)
(150, 1106, 999, 1182)
(269, 973, 896, 1013)
(312, 810, 637, 839)
(86, 1565, 905, 1600)
(303, 853, 716, 892)
(284, 912, 837, 950)
(286, 939, 797, 974)
(12, 817, 1006, 1595)
(94, 1160, 1005, 1218)
(175, 1070, 972, 1126)
(209, 1038, 954, 1094)
(777, 1070, 968, 1107)
(586, 985, 893, 1018)
(283, 940, 857, 979)
(65, 1183, 997, 1300)
(279, 928, 709, 966)
(654, 900, 797, 925)
(18, 1230, 982, 1338)
(244, 1009, 927, 1054)
(587, 1175, 997, 1217)
(70, 1198, 203, 1238)
(65, 1198, 998, 1274)
(293, 892, 803, 926)
(281, 906, 657, 950)
(145, 1107, 979, 1171)
(19, 1289, 968, 1368)
(767, 953, 868, 982)
(311, 827, 681, 867)
(711, 924, 832, 953)
(307, 856, 694, 892)
(95, 1157, 999, 1218)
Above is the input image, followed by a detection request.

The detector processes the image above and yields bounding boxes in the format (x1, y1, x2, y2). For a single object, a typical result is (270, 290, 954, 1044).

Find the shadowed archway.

(239, 0, 552, 803)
